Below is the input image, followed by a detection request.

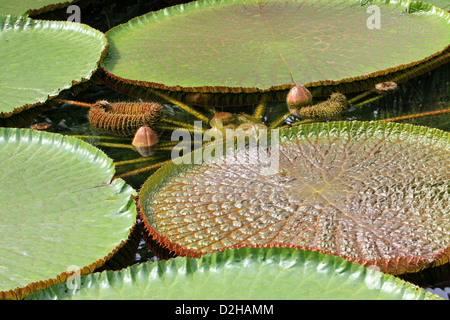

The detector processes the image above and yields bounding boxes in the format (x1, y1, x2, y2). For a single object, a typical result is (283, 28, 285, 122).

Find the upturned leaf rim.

(100, 0, 450, 103)
(0, 128, 137, 300)
(138, 120, 450, 276)
(0, 14, 108, 118)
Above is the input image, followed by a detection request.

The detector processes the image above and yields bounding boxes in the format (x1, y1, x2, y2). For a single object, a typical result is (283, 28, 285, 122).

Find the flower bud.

(132, 126, 158, 157)
(286, 85, 313, 111)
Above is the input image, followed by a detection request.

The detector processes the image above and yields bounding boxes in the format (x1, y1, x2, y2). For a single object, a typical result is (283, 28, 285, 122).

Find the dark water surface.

(26, 0, 450, 299)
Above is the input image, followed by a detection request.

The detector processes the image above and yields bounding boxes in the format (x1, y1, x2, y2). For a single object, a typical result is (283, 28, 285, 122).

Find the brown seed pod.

(88, 100, 163, 137)
(299, 93, 348, 120)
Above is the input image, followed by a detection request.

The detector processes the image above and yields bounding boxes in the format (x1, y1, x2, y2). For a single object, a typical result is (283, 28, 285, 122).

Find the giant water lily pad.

(0, 128, 137, 299)
(101, 0, 450, 105)
(25, 246, 441, 300)
(0, 14, 107, 118)
(425, 0, 450, 11)
(0, 0, 85, 16)
(140, 121, 450, 276)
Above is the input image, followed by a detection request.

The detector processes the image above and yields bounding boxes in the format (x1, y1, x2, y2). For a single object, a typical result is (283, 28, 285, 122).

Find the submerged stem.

(347, 89, 375, 105)
(72, 135, 131, 141)
(97, 142, 135, 150)
(115, 159, 172, 178)
(148, 89, 210, 123)
(277, 119, 316, 130)
(353, 94, 385, 108)
(157, 141, 184, 148)
(253, 101, 266, 121)
(115, 157, 156, 166)
(269, 111, 292, 129)
(56, 99, 93, 108)
(159, 118, 202, 130)
(379, 108, 450, 122)
(154, 124, 206, 134)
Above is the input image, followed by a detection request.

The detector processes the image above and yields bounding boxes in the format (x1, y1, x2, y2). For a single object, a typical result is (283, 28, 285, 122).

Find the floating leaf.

(423, 0, 450, 11)
(101, 0, 450, 105)
(0, 128, 137, 299)
(140, 121, 450, 276)
(0, 14, 107, 118)
(25, 246, 441, 300)
(0, 0, 84, 16)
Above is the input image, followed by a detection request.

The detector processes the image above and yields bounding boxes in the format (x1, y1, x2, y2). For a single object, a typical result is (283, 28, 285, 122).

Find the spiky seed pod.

(299, 93, 348, 120)
(329, 92, 348, 106)
(287, 85, 313, 111)
(375, 81, 398, 94)
(88, 100, 163, 137)
(132, 126, 159, 157)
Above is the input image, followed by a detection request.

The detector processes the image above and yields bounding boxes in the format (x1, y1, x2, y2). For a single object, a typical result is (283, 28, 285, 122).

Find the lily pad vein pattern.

(0, 15, 107, 117)
(102, 0, 450, 92)
(143, 122, 450, 274)
(0, 128, 136, 298)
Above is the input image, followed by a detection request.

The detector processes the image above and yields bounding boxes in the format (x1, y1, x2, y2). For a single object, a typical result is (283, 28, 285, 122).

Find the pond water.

(24, 0, 450, 299)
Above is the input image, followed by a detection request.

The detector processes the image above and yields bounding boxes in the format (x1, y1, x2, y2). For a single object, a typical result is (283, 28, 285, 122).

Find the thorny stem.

(56, 99, 93, 108)
(156, 146, 188, 151)
(253, 100, 266, 121)
(379, 108, 450, 122)
(277, 119, 316, 130)
(97, 142, 136, 150)
(148, 88, 210, 124)
(115, 159, 172, 178)
(158, 118, 205, 131)
(353, 94, 385, 107)
(157, 141, 185, 148)
(115, 157, 157, 166)
(347, 90, 375, 105)
(114, 142, 185, 166)
(154, 124, 206, 134)
(269, 111, 292, 129)
(72, 135, 130, 141)
(347, 51, 450, 107)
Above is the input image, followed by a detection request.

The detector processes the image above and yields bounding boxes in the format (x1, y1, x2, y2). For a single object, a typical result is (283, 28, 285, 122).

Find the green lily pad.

(25, 246, 441, 300)
(424, 0, 450, 11)
(140, 121, 450, 276)
(0, 128, 137, 299)
(0, 0, 85, 16)
(101, 0, 450, 105)
(0, 14, 107, 118)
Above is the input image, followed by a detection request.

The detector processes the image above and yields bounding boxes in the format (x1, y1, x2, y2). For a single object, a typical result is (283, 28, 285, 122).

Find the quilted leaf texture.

(140, 121, 450, 275)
